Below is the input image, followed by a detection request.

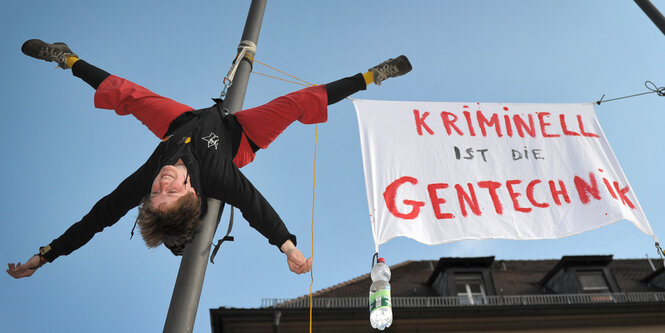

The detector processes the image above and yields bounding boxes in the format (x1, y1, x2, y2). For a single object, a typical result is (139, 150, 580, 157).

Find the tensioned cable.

(252, 63, 353, 102)
(596, 81, 665, 104)
(252, 72, 310, 87)
(597, 80, 665, 267)
(254, 59, 315, 86)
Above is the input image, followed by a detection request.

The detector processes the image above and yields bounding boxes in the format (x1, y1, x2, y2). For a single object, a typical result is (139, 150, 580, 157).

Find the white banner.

(353, 99, 656, 251)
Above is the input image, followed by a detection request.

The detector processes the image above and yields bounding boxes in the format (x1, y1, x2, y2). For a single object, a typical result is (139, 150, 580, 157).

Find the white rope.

(220, 40, 257, 98)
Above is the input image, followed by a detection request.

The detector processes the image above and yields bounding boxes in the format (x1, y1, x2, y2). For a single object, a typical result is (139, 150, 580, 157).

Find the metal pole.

(163, 200, 223, 333)
(163, 1, 268, 332)
(223, 0, 267, 114)
(635, 0, 665, 36)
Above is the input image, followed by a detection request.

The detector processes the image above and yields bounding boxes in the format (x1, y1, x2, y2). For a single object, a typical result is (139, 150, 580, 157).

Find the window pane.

(454, 273, 486, 299)
(455, 282, 468, 295)
(468, 282, 482, 294)
(578, 271, 610, 292)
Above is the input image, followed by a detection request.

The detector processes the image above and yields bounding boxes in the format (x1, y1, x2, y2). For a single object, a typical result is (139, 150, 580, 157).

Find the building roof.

(302, 256, 664, 299)
(211, 256, 665, 332)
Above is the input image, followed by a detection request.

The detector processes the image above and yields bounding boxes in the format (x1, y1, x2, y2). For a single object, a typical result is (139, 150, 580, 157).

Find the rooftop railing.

(261, 292, 665, 309)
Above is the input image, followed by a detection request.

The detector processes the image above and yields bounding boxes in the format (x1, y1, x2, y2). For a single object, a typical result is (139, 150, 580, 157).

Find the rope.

(656, 242, 665, 268)
(254, 59, 315, 86)
(309, 124, 318, 333)
(251, 59, 319, 333)
(596, 81, 665, 105)
(251, 61, 353, 101)
(252, 71, 310, 87)
(219, 40, 257, 98)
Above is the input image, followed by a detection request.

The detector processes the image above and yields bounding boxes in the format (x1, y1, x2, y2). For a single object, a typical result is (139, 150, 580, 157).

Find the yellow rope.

(309, 124, 318, 333)
(252, 59, 318, 333)
(252, 71, 310, 87)
(254, 59, 315, 86)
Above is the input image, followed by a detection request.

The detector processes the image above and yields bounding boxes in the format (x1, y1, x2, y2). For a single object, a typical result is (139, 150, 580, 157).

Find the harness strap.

(210, 207, 235, 264)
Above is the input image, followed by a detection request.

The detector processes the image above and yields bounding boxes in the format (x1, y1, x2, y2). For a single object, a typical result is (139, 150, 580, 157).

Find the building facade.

(210, 256, 665, 332)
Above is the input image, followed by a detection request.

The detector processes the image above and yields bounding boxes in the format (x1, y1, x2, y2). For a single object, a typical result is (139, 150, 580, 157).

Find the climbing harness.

(209, 60, 321, 270)
(208, 41, 259, 263)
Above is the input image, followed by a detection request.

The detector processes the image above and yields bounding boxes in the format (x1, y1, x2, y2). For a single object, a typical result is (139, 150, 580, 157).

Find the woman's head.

(137, 162, 201, 247)
(150, 164, 196, 210)
(136, 192, 202, 248)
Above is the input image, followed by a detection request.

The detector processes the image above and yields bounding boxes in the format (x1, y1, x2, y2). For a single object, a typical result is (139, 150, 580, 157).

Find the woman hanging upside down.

(7, 39, 412, 278)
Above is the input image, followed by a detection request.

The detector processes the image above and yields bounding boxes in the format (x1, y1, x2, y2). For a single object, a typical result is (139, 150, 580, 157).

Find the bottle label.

(369, 289, 391, 312)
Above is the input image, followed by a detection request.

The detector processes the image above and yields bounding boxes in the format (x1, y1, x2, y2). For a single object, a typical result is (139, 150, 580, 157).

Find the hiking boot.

(21, 39, 78, 69)
(369, 55, 412, 85)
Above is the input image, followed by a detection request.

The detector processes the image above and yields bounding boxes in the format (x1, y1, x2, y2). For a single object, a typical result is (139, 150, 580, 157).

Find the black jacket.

(42, 106, 295, 262)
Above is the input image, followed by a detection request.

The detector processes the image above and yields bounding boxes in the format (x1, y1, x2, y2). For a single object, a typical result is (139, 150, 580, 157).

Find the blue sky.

(3, 1, 665, 332)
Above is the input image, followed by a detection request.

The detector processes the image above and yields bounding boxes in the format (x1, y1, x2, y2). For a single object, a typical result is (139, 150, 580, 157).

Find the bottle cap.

(377, 257, 385, 263)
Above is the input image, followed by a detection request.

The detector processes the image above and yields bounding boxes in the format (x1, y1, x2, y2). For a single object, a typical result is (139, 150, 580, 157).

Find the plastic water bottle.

(369, 257, 392, 330)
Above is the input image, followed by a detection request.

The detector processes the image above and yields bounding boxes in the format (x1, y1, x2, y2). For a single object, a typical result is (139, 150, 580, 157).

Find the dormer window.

(540, 255, 619, 294)
(427, 257, 496, 302)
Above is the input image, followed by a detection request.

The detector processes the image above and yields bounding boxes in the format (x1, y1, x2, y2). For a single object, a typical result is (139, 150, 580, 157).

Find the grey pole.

(223, 0, 267, 114)
(635, 0, 665, 36)
(163, 1, 268, 332)
(163, 200, 223, 333)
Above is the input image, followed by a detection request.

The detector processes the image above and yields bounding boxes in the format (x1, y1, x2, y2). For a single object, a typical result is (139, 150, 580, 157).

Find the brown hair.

(135, 192, 202, 248)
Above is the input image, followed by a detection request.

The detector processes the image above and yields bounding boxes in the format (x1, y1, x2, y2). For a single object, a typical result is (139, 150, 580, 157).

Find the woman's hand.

(7, 255, 43, 279)
(280, 240, 312, 274)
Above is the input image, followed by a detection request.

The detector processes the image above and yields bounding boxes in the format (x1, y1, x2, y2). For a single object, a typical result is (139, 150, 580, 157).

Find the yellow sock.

(65, 56, 79, 69)
(363, 71, 374, 86)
